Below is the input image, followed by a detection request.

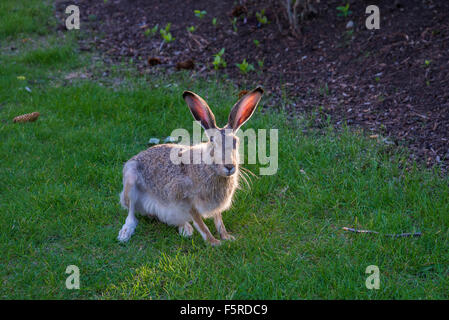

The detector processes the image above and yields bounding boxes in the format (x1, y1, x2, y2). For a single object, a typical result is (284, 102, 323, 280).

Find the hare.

(118, 87, 264, 245)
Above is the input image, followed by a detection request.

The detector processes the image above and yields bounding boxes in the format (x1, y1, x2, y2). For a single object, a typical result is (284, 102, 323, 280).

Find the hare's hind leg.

(178, 222, 194, 237)
(118, 172, 139, 242)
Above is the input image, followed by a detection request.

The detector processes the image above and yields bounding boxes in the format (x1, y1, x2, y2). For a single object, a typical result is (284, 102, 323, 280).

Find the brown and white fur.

(118, 87, 263, 245)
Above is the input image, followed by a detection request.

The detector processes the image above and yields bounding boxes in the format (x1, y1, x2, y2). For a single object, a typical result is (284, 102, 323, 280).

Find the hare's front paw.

(221, 233, 236, 241)
(118, 224, 135, 242)
(179, 222, 194, 237)
(209, 238, 222, 246)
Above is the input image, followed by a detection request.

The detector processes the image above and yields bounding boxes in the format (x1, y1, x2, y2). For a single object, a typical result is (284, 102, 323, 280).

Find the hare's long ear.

(227, 87, 263, 132)
(183, 91, 217, 130)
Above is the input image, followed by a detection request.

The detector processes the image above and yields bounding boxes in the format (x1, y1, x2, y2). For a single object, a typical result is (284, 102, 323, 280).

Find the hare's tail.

(120, 161, 140, 210)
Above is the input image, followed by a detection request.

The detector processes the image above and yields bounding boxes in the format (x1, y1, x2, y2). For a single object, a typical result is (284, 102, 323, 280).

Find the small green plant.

(231, 17, 238, 32)
(212, 48, 226, 70)
(236, 59, 255, 74)
(253, 39, 260, 47)
(144, 24, 159, 37)
(255, 9, 269, 25)
(319, 83, 330, 96)
(257, 59, 264, 69)
(341, 29, 354, 46)
(194, 10, 207, 19)
(186, 26, 196, 33)
(161, 32, 174, 42)
(424, 59, 431, 67)
(160, 23, 171, 33)
(160, 23, 174, 42)
(212, 17, 217, 26)
(336, 3, 352, 17)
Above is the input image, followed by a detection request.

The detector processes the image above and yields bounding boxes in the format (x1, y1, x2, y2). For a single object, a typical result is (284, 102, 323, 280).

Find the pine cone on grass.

(13, 112, 40, 123)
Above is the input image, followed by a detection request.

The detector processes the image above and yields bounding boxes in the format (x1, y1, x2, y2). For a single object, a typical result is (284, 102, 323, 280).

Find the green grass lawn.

(1, 0, 448, 299)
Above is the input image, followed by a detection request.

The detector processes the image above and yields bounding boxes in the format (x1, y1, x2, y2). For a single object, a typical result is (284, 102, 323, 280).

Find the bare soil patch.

(58, 0, 449, 169)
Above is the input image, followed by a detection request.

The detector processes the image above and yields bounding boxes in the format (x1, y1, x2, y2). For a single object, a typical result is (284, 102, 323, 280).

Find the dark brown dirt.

(58, 0, 449, 170)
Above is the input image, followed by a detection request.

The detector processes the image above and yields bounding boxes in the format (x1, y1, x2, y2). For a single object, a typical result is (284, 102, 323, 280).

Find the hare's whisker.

(238, 170, 251, 191)
(240, 165, 258, 179)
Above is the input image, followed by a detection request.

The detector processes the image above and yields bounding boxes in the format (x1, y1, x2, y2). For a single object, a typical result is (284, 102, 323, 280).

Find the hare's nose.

(224, 164, 235, 174)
